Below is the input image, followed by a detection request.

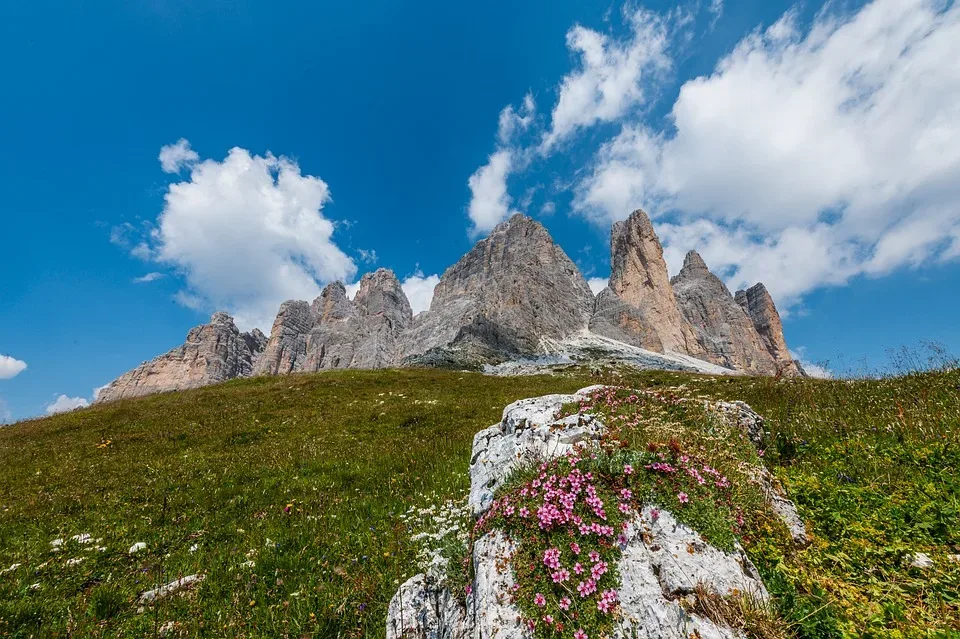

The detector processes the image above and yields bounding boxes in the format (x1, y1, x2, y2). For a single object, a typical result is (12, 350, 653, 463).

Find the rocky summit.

(96, 212, 803, 403)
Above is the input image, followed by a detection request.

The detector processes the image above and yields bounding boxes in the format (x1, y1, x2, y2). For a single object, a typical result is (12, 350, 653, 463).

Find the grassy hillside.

(0, 366, 958, 637)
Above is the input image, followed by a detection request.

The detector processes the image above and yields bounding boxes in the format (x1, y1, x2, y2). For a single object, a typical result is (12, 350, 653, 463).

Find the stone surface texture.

(387, 386, 801, 639)
(95, 313, 266, 403)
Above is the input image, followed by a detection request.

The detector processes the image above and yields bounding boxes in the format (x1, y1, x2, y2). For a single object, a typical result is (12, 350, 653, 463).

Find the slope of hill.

(1, 367, 958, 637)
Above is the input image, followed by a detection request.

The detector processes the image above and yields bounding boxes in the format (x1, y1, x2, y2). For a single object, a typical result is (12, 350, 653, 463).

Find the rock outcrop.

(255, 268, 413, 375)
(388, 387, 798, 639)
(736, 284, 804, 377)
(671, 251, 781, 376)
(604, 210, 702, 355)
(399, 214, 594, 368)
(95, 312, 266, 403)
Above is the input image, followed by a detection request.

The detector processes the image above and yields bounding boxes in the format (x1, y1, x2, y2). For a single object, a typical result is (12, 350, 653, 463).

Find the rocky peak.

(401, 214, 594, 366)
(735, 283, 804, 377)
(671, 253, 778, 375)
(354, 268, 413, 329)
(678, 250, 711, 277)
(251, 300, 316, 376)
(312, 282, 357, 323)
(95, 311, 263, 403)
(607, 210, 701, 354)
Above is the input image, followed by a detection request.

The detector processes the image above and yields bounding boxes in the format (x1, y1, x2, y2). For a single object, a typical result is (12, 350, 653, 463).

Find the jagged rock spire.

(735, 283, 804, 377)
(671, 252, 779, 375)
(606, 210, 702, 354)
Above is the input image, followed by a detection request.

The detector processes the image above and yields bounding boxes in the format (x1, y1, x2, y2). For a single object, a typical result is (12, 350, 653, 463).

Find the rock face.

(255, 268, 413, 375)
(399, 214, 594, 368)
(95, 313, 266, 403)
(735, 284, 804, 377)
(605, 210, 701, 355)
(671, 251, 781, 376)
(388, 387, 794, 639)
(588, 287, 663, 352)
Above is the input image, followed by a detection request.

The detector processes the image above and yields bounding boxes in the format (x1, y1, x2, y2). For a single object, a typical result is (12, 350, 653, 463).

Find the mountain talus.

(96, 213, 803, 403)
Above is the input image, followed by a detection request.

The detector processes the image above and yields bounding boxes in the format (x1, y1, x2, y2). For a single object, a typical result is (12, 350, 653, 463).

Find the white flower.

(71, 534, 92, 544)
(189, 544, 199, 553)
(2, 563, 21, 574)
(66, 557, 84, 566)
(239, 560, 256, 568)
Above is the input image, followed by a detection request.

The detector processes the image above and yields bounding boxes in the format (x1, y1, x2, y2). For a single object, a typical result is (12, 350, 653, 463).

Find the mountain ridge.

(95, 211, 803, 403)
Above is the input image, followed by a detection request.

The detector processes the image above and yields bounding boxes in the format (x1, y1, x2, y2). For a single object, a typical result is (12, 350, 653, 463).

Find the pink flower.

(465, 584, 472, 595)
(574, 630, 588, 639)
(618, 502, 631, 513)
(623, 464, 633, 475)
(519, 507, 530, 518)
(559, 596, 572, 610)
(534, 592, 546, 607)
(570, 542, 581, 555)
(551, 569, 570, 583)
(543, 614, 554, 625)
(677, 492, 689, 504)
(588, 550, 600, 563)
(574, 562, 584, 574)
(620, 488, 632, 500)
(650, 507, 660, 520)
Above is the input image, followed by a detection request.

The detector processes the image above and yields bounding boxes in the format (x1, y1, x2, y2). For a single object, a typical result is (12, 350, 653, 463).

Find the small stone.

(129, 542, 147, 554)
(137, 574, 204, 605)
(908, 552, 934, 569)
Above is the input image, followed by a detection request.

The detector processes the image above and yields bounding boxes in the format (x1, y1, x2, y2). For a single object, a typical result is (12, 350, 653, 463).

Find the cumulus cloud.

(143, 142, 356, 330)
(587, 277, 608, 295)
(467, 149, 519, 236)
(541, 8, 671, 151)
(159, 138, 199, 173)
(0, 355, 27, 380)
(575, 0, 960, 309)
(45, 395, 90, 415)
(401, 271, 440, 315)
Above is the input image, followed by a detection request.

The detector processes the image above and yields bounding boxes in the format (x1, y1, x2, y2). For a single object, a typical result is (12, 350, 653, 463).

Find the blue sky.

(2, 0, 959, 422)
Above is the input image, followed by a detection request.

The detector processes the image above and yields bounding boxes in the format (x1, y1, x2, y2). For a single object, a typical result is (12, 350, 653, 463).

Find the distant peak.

(210, 311, 235, 325)
(681, 250, 710, 275)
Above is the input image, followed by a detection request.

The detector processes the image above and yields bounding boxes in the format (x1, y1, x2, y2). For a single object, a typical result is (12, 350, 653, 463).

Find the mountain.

(399, 214, 594, 368)
(95, 312, 267, 403)
(96, 212, 802, 403)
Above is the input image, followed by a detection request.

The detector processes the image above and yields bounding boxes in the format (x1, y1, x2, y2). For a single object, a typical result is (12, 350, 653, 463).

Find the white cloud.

(467, 149, 519, 236)
(708, 0, 724, 25)
(541, 8, 671, 151)
(132, 272, 164, 284)
(575, 0, 960, 309)
(401, 271, 440, 315)
(357, 249, 378, 264)
(45, 395, 90, 415)
(159, 138, 199, 173)
(540, 201, 556, 216)
(145, 143, 356, 330)
(0, 355, 27, 380)
(586, 277, 608, 295)
(92, 384, 110, 402)
(344, 282, 360, 300)
(790, 348, 832, 379)
(0, 398, 11, 425)
(498, 93, 536, 145)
